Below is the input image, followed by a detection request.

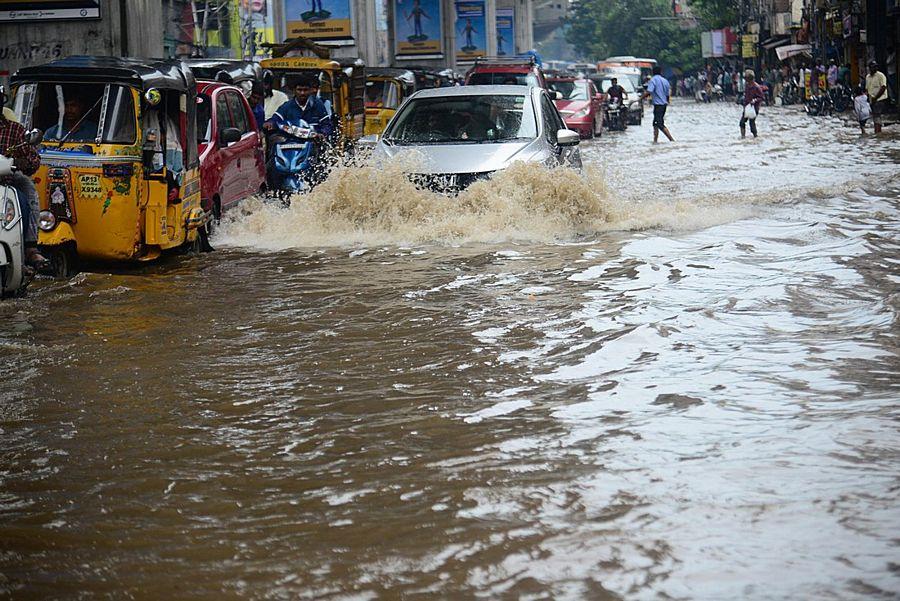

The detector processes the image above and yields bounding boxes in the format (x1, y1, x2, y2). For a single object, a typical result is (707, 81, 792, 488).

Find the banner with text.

(495, 8, 515, 57)
(285, 0, 352, 40)
(455, 1, 486, 62)
(0, 0, 99, 21)
(394, 0, 443, 58)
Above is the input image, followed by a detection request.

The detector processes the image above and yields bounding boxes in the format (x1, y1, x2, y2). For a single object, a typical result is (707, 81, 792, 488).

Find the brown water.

(1, 102, 899, 599)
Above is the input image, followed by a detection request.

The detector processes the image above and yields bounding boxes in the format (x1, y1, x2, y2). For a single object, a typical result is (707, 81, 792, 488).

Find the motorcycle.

(0, 136, 41, 298)
(805, 90, 834, 116)
(780, 78, 800, 105)
(265, 120, 319, 201)
(829, 84, 853, 113)
(605, 99, 627, 131)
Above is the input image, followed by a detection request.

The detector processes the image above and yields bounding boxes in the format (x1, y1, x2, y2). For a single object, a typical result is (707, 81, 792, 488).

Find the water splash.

(214, 157, 756, 250)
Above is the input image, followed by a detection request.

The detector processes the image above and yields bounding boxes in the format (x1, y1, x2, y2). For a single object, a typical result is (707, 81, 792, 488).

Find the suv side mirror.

(557, 129, 580, 147)
(220, 127, 242, 146)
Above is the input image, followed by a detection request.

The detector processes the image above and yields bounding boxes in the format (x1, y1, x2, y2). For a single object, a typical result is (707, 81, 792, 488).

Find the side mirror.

(359, 134, 380, 148)
(220, 127, 242, 146)
(142, 128, 159, 167)
(24, 128, 43, 146)
(554, 91, 563, 100)
(557, 129, 580, 147)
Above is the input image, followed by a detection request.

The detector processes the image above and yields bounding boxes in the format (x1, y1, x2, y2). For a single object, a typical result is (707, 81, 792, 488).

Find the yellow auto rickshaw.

(363, 68, 416, 136)
(261, 38, 366, 151)
(9, 56, 205, 276)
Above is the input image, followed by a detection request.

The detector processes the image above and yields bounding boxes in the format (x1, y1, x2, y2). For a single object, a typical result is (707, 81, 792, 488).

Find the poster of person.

(495, 8, 514, 56)
(394, 0, 443, 58)
(285, 0, 352, 40)
(0, 0, 100, 21)
(455, 1, 486, 62)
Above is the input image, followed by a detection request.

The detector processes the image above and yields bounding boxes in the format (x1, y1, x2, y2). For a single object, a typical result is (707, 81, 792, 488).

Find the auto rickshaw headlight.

(2, 196, 17, 230)
(38, 210, 57, 232)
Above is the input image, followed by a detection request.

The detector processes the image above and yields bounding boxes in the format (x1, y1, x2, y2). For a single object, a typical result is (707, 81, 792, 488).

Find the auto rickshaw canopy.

(13, 56, 196, 93)
(183, 59, 263, 86)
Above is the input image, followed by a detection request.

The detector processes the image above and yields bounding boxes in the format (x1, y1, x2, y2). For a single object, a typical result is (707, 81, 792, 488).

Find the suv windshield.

(384, 94, 538, 144)
(22, 82, 136, 144)
(549, 81, 589, 101)
(467, 72, 539, 87)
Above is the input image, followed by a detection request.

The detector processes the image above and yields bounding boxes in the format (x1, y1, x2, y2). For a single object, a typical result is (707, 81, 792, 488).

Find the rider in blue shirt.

(265, 73, 333, 138)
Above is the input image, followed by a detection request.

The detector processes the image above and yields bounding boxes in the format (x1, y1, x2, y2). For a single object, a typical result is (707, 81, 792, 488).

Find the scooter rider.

(0, 86, 47, 269)
(264, 73, 333, 139)
(607, 77, 627, 106)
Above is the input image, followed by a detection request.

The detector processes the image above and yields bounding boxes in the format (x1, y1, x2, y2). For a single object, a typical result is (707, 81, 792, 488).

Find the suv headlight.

(2, 195, 18, 230)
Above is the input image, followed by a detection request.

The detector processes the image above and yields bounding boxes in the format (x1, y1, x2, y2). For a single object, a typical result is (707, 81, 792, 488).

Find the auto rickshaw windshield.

(365, 80, 401, 109)
(14, 82, 137, 144)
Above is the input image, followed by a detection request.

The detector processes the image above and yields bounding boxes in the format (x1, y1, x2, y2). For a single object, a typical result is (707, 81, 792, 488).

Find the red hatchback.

(196, 81, 266, 221)
(547, 77, 605, 138)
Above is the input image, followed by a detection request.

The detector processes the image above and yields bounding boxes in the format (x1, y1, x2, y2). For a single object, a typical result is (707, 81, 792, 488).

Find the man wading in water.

(740, 69, 766, 139)
(644, 66, 674, 143)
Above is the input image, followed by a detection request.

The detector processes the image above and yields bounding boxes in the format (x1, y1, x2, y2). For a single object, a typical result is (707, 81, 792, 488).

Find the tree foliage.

(566, 0, 734, 72)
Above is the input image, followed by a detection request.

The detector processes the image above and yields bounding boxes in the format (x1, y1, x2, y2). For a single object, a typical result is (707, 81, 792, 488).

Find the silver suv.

(368, 85, 581, 193)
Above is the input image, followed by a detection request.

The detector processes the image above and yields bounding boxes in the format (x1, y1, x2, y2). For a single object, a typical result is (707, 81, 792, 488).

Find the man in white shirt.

(866, 60, 888, 133)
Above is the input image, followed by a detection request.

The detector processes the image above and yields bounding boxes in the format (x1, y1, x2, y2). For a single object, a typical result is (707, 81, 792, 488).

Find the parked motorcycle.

(265, 121, 319, 201)
(805, 90, 834, 116)
(605, 100, 627, 131)
(780, 78, 801, 105)
(829, 84, 853, 113)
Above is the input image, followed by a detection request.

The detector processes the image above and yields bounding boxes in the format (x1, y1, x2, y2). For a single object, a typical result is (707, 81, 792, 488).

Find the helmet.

(263, 70, 274, 85)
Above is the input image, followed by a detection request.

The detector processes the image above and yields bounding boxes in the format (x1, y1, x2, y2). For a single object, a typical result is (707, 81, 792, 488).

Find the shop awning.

(776, 44, 812, 61)
(761, 36, 791, 49)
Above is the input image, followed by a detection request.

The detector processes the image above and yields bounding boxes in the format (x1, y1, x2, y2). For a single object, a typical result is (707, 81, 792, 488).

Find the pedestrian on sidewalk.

(854, 86, 871, 134)
(740, 69, 765, 139)
(644, 65, 674, 143)
(866, 60, 889, 134)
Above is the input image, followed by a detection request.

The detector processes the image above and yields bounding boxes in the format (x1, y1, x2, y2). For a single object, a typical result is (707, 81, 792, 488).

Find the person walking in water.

(740, 69, 766, 138)
(644, 65, 674, 143)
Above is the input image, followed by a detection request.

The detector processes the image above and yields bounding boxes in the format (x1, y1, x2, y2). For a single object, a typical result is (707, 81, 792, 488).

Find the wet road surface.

(1, 101, 899, 599)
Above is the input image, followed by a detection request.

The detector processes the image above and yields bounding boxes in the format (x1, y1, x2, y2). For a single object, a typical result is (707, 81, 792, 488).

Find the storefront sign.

(741, 34, 758, 58)
(495, 8, 515, 57)
(455, 1, 487, 62)
(284, 0, 352, 40)
(0, 0, 99, 21)
(395, 0, 443, 58)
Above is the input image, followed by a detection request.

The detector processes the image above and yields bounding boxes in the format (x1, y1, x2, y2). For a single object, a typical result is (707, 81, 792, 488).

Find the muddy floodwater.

(1, 102, 899, 599)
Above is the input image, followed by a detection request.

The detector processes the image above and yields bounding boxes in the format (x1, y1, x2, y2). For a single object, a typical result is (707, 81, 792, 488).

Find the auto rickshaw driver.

(45, 95, 99, 142)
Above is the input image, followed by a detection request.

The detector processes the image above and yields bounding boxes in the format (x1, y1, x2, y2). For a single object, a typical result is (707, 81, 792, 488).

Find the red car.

(464, 57, 549, 90)
(547, 77, 604, 138)
(196, 81, 266, 222)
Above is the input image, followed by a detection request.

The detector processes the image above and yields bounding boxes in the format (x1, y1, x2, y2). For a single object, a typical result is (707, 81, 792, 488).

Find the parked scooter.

(265, 120, 319, 200)
(805, 90, 834, 116)
(605, 99, 627, 131)
(0, 130, 42, 298)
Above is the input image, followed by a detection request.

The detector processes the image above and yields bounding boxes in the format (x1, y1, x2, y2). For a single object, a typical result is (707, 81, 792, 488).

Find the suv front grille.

(409, 172, 494, 195)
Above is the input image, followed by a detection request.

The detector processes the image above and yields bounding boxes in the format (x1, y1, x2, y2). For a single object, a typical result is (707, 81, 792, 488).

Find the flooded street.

(2, 101, 899, 599)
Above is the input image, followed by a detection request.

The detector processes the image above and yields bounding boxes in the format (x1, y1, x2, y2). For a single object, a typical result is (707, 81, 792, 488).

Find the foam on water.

(213, 157, 757, 250)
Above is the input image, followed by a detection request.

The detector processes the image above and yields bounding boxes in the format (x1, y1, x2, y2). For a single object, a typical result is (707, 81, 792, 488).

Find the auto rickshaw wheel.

(43, 244, 77, 279)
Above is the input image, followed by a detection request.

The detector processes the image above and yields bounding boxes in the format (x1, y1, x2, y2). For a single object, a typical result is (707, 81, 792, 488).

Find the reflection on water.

(1, 102, 898, 599)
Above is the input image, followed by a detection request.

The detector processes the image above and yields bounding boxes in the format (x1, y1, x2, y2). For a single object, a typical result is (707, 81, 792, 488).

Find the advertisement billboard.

(455, 1, 486, 62)
(0, 0, 99, 21)
(394, 0, 443, 58)
(495, 8, 514, 56)
(284, 0, 352, 40)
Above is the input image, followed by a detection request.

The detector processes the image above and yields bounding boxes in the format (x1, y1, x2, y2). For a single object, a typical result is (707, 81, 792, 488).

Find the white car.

(366, 85, 581, 193)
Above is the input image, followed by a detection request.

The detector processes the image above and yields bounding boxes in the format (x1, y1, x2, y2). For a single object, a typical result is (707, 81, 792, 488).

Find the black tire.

(43, 245, 77, 279)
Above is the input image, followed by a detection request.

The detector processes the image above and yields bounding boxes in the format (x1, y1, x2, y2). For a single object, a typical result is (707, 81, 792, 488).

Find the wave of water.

(213, 158, 759, 249)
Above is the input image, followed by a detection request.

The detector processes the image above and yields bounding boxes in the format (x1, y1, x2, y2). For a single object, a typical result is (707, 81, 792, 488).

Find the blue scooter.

(266, 120, 317, 200)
